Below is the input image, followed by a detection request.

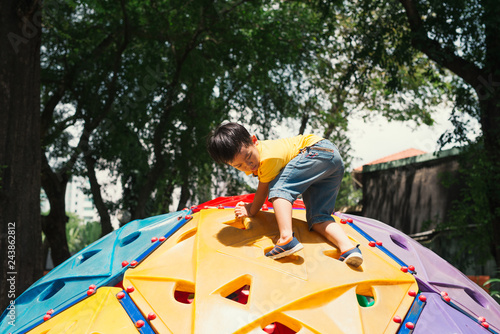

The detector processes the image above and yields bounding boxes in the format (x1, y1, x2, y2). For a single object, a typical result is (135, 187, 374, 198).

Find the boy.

(207, 122, 363, 267)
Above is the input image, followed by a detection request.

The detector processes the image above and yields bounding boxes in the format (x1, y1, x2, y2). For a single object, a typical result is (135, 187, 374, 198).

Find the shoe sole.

(267, 243, 304, 260)
(345, 254, 363, 267)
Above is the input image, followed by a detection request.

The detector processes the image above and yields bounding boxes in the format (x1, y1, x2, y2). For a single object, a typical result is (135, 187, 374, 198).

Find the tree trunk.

(41, 155, 71, 266)
(84, 153, 113, 236)
(476, 0, 500, 271)
(0, 0, 43, 311)
(131, 159, 167, 220)
(176, 175, 191, 211)
(298, 112, 309, 135)
(478, 94, 500, 268)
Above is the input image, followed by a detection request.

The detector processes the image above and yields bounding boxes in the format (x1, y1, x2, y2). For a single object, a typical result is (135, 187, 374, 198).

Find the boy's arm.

(249, 181, 269, 216)
(235, 181, 269, 217)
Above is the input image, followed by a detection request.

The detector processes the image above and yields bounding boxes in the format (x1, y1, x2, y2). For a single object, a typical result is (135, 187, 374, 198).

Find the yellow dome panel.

(123, 216, 199, 334)
(26, 287, 138, 334)
(123, 208, 418, 333)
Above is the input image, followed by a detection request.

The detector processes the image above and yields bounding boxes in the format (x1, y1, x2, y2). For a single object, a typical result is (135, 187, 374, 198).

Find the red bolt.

(159, 236, 166, 242)
(262, 204, 268, 211)
(148, 312, 157, 320)
(116, 291, 125, 299)
(405, 322, 414, 330)
(408, 290, 417, 297)
(151, 237, 158, 243)
(185, 215, 192, 220)
(408, 265, 415, 271)
(121, 261, 129, 267)
(89, 284, 96, 290)
(443, 295, 451, 302)
(369, 241, 376, 247)
(482, 322, 489, 329)
(393, 316, 402, 323)
(130, 260, 138, 267)
(441, 291, 448, 297)
(46, 309, 54, 315)
(136, 320, 145, 328)
(401, 266, 408, 273)
(419, 295, 427, 302)
(478, 316, 486, 322)
(126, 286, 135, 293)
(347, 218, 353, 223)
(340, 219, 347, 224)
(87, 289, 95, 296)
(376, 241, 383, 246)
(43, 314, 51, 321)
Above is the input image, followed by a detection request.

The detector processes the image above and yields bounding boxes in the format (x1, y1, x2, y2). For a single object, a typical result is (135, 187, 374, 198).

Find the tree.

(41, 0, 131, 264)
(39, 0, 483, 272)
(63, 0, 351, 222)
(39, 1, 349, 268)
(318, 0, 500, 270)
(398, 0, 500, 270)
(0, 0, 43, 310)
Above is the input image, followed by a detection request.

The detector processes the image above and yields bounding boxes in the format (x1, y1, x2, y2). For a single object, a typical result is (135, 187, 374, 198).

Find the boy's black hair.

(207, 122, 253, 164)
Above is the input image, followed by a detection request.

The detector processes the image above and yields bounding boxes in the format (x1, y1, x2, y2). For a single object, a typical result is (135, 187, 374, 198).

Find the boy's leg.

(299, 140, 363, 266)
(272, 198, 293, 244)
(313, 220, 362, 266)
(311, 220, 353, 253)
(310, 219, 362, 266)
(265, 197, 303, 259)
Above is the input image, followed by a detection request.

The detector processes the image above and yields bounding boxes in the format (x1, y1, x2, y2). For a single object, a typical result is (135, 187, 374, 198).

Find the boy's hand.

(235, 201, 252, 218)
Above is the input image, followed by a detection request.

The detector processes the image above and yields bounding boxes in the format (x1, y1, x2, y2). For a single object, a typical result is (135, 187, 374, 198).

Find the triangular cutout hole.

(218, 275, 252, 305)
(356, 285, 375, 307)
(262, 322, 297, 333)
(174, 282, 195, 304)
(224, 284, 250, 305)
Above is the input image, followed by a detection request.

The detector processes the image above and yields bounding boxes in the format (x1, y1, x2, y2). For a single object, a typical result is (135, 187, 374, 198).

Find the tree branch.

(398, 0, 483, 87)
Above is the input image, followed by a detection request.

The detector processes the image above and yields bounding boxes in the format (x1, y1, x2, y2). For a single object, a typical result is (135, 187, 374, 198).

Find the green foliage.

(436, 142, 494, 267)
(484, 276, 500, 303)
(41, 1, 488, 256)
(321, 0, 500, 273)
(43, 0, 370, 219)
(336, 172, 362, 210)
(329, 0, 451, 126)
(65, 213, 102, 254)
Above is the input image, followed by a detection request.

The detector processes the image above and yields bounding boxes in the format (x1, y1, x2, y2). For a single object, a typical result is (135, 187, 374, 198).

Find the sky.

(268, 105, 480, 171)
(346, 107, 480, 169)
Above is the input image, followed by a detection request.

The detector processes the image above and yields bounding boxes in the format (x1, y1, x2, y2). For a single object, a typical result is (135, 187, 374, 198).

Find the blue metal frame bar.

(347, 221, 410, 270)
(396, 293, 426, 334)
(117, 291, 156, 334)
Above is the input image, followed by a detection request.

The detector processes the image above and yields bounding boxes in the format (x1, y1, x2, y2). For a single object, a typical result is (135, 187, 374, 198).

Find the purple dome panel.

(413, 293, 490, 334)
(338, 214, 500, 333)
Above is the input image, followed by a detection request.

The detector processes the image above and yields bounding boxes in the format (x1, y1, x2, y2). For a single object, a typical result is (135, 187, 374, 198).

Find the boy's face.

(228, 135, 260, 173)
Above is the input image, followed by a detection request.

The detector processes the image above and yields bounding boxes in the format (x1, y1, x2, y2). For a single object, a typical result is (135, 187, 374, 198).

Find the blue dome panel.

(0, 210, 188, 334)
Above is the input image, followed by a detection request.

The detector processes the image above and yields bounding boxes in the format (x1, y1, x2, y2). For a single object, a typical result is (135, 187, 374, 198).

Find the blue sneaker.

(339, 244, 363, 267)
(265, 234, 303, 259)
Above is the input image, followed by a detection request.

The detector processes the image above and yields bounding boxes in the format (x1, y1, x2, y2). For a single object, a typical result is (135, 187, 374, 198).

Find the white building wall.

(65, 177, 99, 222)
(41, 177, 99, 223)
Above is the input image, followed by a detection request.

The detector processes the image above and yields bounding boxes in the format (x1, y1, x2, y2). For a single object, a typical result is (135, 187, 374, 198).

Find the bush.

(66, 213, 102, 254)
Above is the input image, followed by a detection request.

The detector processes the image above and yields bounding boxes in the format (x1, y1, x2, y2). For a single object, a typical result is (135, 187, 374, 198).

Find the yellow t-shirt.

(246, 134, 323, 183)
